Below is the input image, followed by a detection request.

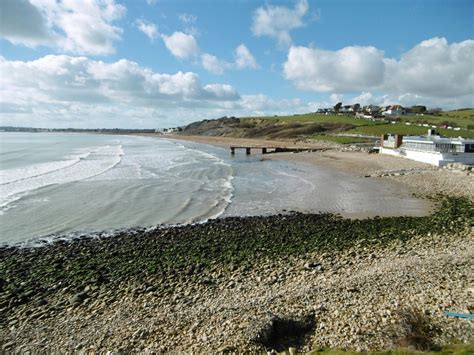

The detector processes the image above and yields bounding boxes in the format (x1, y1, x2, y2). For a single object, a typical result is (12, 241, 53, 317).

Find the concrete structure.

(230, 146, 322, 155)
(380, 130, 474, 167)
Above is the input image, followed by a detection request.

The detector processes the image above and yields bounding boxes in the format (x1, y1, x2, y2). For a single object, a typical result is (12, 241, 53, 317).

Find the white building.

(382, 105, 405, 118)
(380, 130, 474, 167)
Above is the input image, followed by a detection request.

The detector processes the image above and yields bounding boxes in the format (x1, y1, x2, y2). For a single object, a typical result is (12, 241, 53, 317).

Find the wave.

(0, 145, 124, 211)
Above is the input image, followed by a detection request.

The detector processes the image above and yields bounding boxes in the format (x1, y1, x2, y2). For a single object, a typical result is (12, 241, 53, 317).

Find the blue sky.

(0, 0, 473, 128)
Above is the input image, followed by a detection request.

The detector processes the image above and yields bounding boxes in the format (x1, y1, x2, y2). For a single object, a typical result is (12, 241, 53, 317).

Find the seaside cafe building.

(380, 129, 474, 167)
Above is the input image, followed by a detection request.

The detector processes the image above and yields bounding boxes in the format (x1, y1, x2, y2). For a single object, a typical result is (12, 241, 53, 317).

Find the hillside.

(179, 116, 356, 140)
(178, 111, 474, 143)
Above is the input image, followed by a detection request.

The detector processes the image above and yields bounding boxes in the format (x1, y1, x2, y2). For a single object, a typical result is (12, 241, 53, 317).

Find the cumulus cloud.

(283, 45, 385, 92)
(0, 0, 52, 46)
(283, 37, 474, 107)
(252, 0, 308, 47)
(161, 31, 200, 59)
(0, 55, 244, 127)
(0, 0, 126, 55)
(384, 37, 474, 98)
(136, 19, 158, 41)
(159, 31, 258, 75)
(234, 44, 259, 69)
(200, 53, 228, 75)
(0, 55, 312, 127)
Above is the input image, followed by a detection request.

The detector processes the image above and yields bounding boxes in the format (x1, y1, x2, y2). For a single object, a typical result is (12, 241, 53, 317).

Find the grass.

(346, 123, 474, 138)
(312, 135, 373, 144)
(242, 114, 474, 138)
(241, 114, 383, 127)
(397, 110, 474, 130)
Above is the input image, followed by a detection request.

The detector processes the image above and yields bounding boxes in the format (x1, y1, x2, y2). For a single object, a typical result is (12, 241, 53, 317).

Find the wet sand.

(167, 134, 474, 200)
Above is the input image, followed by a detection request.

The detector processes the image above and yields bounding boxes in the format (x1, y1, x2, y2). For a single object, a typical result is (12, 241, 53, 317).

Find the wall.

(380, 147, 474, 167)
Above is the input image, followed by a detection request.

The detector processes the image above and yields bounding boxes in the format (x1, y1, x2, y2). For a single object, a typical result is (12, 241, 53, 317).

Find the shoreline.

(165, 133, 474, 199)
(1, 133, 473, 352)
(1, 197, 473, 352)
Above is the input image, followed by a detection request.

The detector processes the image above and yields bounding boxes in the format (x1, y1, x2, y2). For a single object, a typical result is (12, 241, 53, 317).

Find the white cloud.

(136, 19, 158, 41)
(234, 44, 259, 69)
(0, 55, 245, 127)
(329, 93, 344, 105)
(178, 13, 197, 24)
(161, 31, 200, 60)
(283, 37, 474, 107)
(252, 0, 308, 47)
(200, 53, 228, 75)
(178, 13, 199, 36)
(350, 92, 374, 106)
(383, 37, 474, 98)
(0, 0, 126, 55)
(204, 84, 240, 101)
(0, 54, 317, 128)
(0, 0, 53, 47)
(284, 45, 385, 92)
(159, 31, 257, 75)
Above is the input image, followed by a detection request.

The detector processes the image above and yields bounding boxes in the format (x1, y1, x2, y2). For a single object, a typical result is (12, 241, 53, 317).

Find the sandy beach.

(168, 133, 474, 199)
(1, 133, 473, 353)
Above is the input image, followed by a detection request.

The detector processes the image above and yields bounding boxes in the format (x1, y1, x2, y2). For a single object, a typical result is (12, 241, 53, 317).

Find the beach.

(170, 133, 473, 199)
(1, 134, 473, 353)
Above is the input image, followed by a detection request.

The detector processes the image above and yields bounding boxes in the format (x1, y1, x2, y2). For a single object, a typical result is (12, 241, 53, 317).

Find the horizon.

(1, 0, 473, 129)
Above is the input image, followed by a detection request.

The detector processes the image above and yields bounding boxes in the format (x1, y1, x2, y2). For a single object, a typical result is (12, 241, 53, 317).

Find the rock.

(304, 262, 323, 272)
(69, 292, 88, 305)
(36, 298, 48, 306)
(2, 342, 15, 351)
(185, 265, 195, 276)
(288, 347, 297, 354)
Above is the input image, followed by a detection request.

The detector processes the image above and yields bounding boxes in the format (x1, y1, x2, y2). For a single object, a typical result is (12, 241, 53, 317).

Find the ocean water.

(0, 132, 430, 245)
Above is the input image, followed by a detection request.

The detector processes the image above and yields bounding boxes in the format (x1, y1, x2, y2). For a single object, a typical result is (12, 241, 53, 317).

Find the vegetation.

(2, 197, 472, 302)
(396, 109, 474, 129)
(311, 135, 373, 144)
(181, 110, 474, 140)
(242, 114, 382, 126)
(347, 123, 474, 138)
(393, 307, 440, 351)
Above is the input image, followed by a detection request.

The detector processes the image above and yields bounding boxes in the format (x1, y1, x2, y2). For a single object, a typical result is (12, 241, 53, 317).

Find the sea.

(0, 132, 430, 246)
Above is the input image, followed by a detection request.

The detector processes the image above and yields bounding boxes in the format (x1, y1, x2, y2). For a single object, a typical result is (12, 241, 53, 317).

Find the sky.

(0, 0, 473, 129)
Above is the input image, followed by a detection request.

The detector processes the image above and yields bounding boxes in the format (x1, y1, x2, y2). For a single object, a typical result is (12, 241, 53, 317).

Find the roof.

(403, 135, 474, 145)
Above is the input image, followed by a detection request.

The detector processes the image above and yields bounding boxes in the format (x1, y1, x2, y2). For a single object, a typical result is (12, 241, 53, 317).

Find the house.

(339, 105, 353, 114)
(382, 104, 405, 118)
(380, 129, 474, 166)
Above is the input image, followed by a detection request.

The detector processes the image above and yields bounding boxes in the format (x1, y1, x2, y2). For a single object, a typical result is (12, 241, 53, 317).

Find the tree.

(353, 103, 361, 113)
(410, 105, 427, 114)
(333, 102, 342, 113)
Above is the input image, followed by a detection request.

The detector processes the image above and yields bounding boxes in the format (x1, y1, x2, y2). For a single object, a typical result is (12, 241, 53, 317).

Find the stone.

(2, 342, 15, 351)
(69, 292, 88, 305)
